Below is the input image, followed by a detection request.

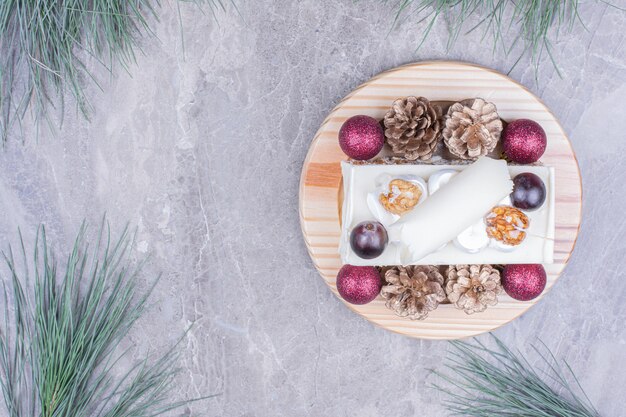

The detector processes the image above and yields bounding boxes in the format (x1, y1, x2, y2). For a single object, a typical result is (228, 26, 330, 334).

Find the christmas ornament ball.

(336, 264, 382, 305)
(338, 115, 384, 160)
(502, 264, 546, 301)
(502, 119, 547, 164)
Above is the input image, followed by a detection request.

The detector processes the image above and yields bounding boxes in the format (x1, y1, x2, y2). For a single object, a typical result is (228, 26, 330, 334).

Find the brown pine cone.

(383, 96, 442, 161)
(381, 265, 446, 320)
(442, 98, 503, 159)
(445, 264, 502, 314)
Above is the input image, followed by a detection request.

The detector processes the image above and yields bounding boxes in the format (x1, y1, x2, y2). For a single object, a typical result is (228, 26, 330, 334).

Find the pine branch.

(432, 334, 600, 417)
(0, 0, 233, 142)
(0, 220, 206, 417)
(385, 0, 618, 76)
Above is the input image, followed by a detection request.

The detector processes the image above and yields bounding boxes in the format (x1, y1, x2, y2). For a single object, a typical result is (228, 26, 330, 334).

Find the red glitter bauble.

(502, 264, 547, 301)
(502, 119, 547, 164)
(338, 115, 384, 160)
(336, 264, 382, 305)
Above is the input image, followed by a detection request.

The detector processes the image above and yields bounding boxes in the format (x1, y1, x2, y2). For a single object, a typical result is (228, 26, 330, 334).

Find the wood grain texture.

(299, 61, 582, 340)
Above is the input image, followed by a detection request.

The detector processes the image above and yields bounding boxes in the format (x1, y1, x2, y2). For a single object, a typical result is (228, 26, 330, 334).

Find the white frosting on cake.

(393, 158, 513, 264)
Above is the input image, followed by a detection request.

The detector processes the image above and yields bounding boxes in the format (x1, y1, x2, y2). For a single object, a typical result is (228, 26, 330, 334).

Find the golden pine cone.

(381, 265, 446, 320)
(445, 264, 502, 314)
(383, 96, 442, 161)
(442, 98, 503, 159)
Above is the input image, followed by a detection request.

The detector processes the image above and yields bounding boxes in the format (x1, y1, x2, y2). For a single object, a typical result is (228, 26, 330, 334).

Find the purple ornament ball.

(502, 119, 547, 164)
(336, 264, 382, 305)
(338, 115, 384, 160)
(502, 264, 546, 301)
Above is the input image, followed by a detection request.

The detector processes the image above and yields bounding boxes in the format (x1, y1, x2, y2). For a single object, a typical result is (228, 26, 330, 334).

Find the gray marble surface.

(0, 1, 625, 416)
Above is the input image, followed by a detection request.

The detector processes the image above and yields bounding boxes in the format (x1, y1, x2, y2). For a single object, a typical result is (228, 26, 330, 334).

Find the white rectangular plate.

(339, 162, 555, 266)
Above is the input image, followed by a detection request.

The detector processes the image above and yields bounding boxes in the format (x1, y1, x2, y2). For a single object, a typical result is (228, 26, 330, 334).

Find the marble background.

(0, 1, 625, 416)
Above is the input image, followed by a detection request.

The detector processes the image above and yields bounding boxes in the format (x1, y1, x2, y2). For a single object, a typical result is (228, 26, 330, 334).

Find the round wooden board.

(299, 61, 582, 340)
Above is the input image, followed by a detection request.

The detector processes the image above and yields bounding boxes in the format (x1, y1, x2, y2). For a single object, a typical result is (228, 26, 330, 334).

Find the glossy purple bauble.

(502, 119, 547, 164)
(502, 264, 546, 301)
(336, 265, 382, 305)
(350, 221, 388, 259)
(511, 173, 546, 211)
(338, 115, 384, 160)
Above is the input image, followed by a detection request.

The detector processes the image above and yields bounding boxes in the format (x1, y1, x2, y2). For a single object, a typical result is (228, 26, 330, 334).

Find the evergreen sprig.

(433, 335, 599, 417)
(0, 0, 230, 142)
(0, 221, 203, 417)
(388, 0, 613, 77)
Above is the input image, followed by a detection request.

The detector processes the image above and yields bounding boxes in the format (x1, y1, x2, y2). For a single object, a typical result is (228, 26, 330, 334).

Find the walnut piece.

(379, 179, 422, 215)
(485, 205, 530, 246)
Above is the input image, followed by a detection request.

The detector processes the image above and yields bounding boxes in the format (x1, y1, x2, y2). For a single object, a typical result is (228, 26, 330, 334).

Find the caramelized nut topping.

(485, 205, 530, 246)
(379, 179, 422, 215)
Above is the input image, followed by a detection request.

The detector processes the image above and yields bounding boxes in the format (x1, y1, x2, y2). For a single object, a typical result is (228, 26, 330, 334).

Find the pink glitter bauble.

(336, 264, 382, 305)
(338, 115, 384, 160)
(502, 119, 547, 164)
(502, 264, 546, 301)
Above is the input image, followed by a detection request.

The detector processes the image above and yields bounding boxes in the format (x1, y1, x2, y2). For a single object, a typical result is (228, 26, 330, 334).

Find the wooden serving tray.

(299, 61, 582, 340)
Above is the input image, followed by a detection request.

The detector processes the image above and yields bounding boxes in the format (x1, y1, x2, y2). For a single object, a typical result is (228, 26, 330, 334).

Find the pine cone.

(442, 98, 503, 160)
(445, 265, 502, 314)
(383, 97, 442, 161)
(381, 265, 446, 320)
